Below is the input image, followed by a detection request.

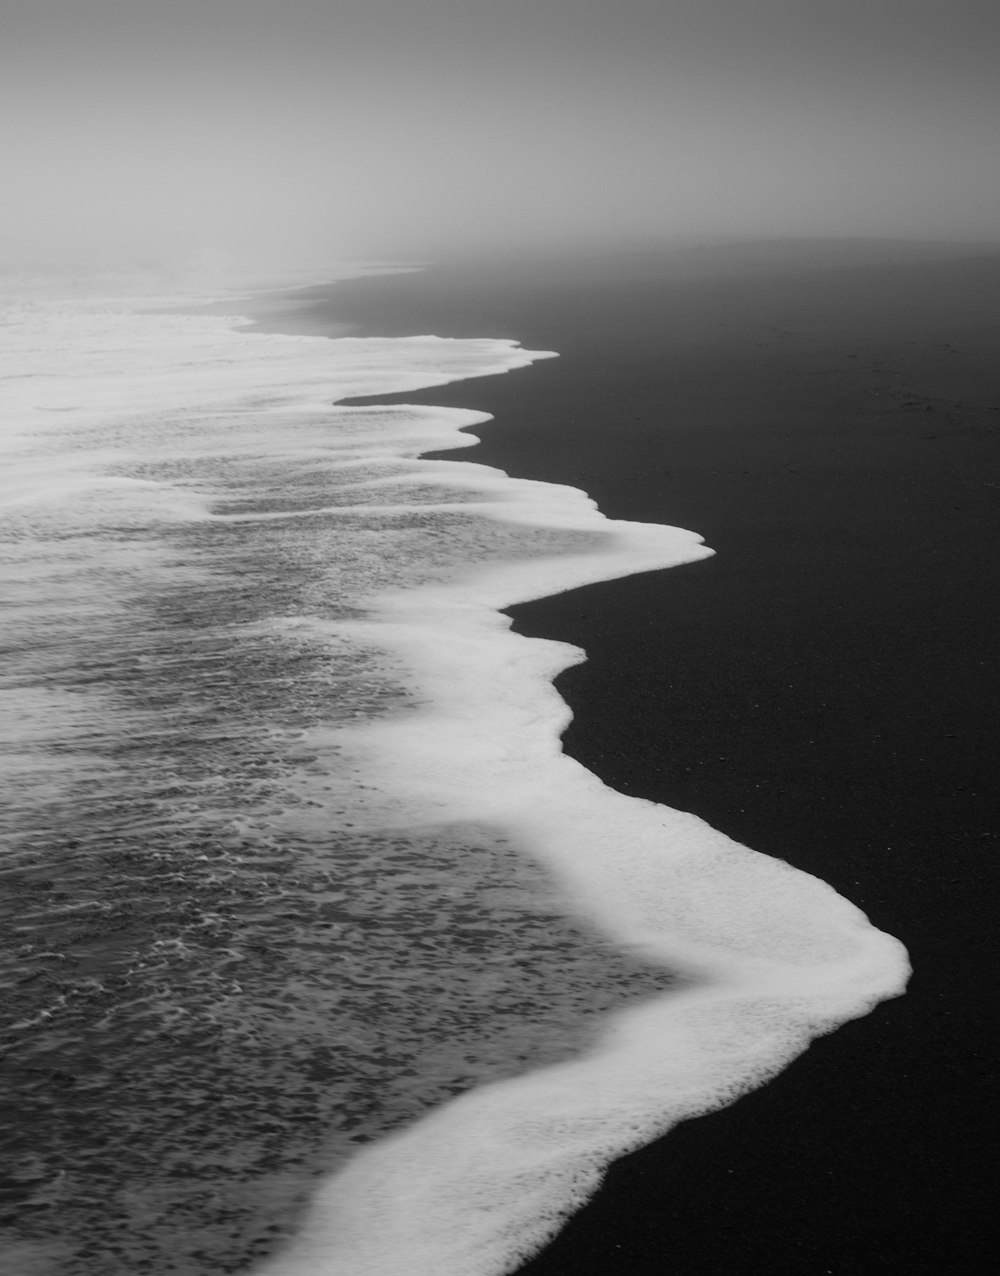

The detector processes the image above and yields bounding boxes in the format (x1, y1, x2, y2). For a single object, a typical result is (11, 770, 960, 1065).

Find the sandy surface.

(280, 238, 1000, 1274)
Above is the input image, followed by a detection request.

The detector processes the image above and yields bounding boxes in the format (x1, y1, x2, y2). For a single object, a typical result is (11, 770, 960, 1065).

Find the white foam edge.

(254, 463, 909, 1275)
(3, 288, 908, 1275)
(264, 970, 900, 1276)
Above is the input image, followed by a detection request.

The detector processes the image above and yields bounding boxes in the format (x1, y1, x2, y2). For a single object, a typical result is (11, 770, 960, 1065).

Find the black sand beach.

(265, 240, 1000, 1274)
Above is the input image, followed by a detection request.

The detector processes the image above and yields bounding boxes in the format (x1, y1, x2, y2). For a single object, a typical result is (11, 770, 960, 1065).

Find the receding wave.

(0, 276, 908, 1276)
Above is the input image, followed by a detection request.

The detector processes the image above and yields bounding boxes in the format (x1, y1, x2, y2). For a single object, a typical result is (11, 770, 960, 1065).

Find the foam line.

(1, 273, 908, 1275)
(258, 570, 907, 1274)
(251, 387, 909, 1274)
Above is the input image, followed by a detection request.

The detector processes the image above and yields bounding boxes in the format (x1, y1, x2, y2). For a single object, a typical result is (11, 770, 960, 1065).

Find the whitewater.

(0, 269, 909, 1275)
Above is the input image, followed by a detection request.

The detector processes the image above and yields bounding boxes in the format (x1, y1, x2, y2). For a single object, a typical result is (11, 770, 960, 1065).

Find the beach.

(6, 0, 1000, 1267)
(2, 239, 995, 1275)
(258, 239, 1000, 1273)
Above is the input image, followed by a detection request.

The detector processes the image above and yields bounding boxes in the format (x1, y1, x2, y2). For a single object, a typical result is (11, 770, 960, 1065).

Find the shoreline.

(256, 239, 1000, 1273)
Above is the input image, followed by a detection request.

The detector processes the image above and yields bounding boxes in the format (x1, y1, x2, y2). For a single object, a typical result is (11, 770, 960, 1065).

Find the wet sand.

(277, 239, 1000, 1274)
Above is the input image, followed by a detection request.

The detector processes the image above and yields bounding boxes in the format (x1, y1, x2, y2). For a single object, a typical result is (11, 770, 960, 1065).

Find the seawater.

(0, 271, 909, 1276)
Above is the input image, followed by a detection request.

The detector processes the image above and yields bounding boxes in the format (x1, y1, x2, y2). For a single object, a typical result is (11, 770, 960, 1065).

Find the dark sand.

(259, 240, 1000, 1274)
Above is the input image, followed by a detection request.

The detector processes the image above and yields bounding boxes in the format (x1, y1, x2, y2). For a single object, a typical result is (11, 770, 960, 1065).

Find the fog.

(3, 0, 999, 271)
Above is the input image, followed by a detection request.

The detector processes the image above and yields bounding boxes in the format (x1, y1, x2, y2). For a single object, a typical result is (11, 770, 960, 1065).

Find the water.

(0, 269, 909, 1275)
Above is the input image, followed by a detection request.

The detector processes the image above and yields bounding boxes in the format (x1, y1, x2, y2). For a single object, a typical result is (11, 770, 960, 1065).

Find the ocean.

(1, 259, 914, 1274)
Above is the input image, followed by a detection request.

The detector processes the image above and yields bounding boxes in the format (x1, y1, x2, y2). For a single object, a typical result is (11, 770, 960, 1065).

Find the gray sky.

(3, 0, 998, 267)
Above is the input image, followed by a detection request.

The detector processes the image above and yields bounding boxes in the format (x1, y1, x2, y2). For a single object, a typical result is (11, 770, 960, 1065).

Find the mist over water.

(3, 1, 999, 270)
(1, 2, 987, 1269)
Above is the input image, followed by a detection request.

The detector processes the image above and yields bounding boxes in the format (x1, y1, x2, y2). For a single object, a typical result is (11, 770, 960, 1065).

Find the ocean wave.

(0, 274, 908, 1276)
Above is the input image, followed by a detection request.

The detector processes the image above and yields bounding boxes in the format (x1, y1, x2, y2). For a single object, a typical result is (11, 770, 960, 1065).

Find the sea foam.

(0, 272, 909, 1276)
(253, 445, 908, 1276)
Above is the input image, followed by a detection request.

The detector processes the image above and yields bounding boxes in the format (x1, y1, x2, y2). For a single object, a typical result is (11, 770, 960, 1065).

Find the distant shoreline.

(256, 239, 1000, 1274)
